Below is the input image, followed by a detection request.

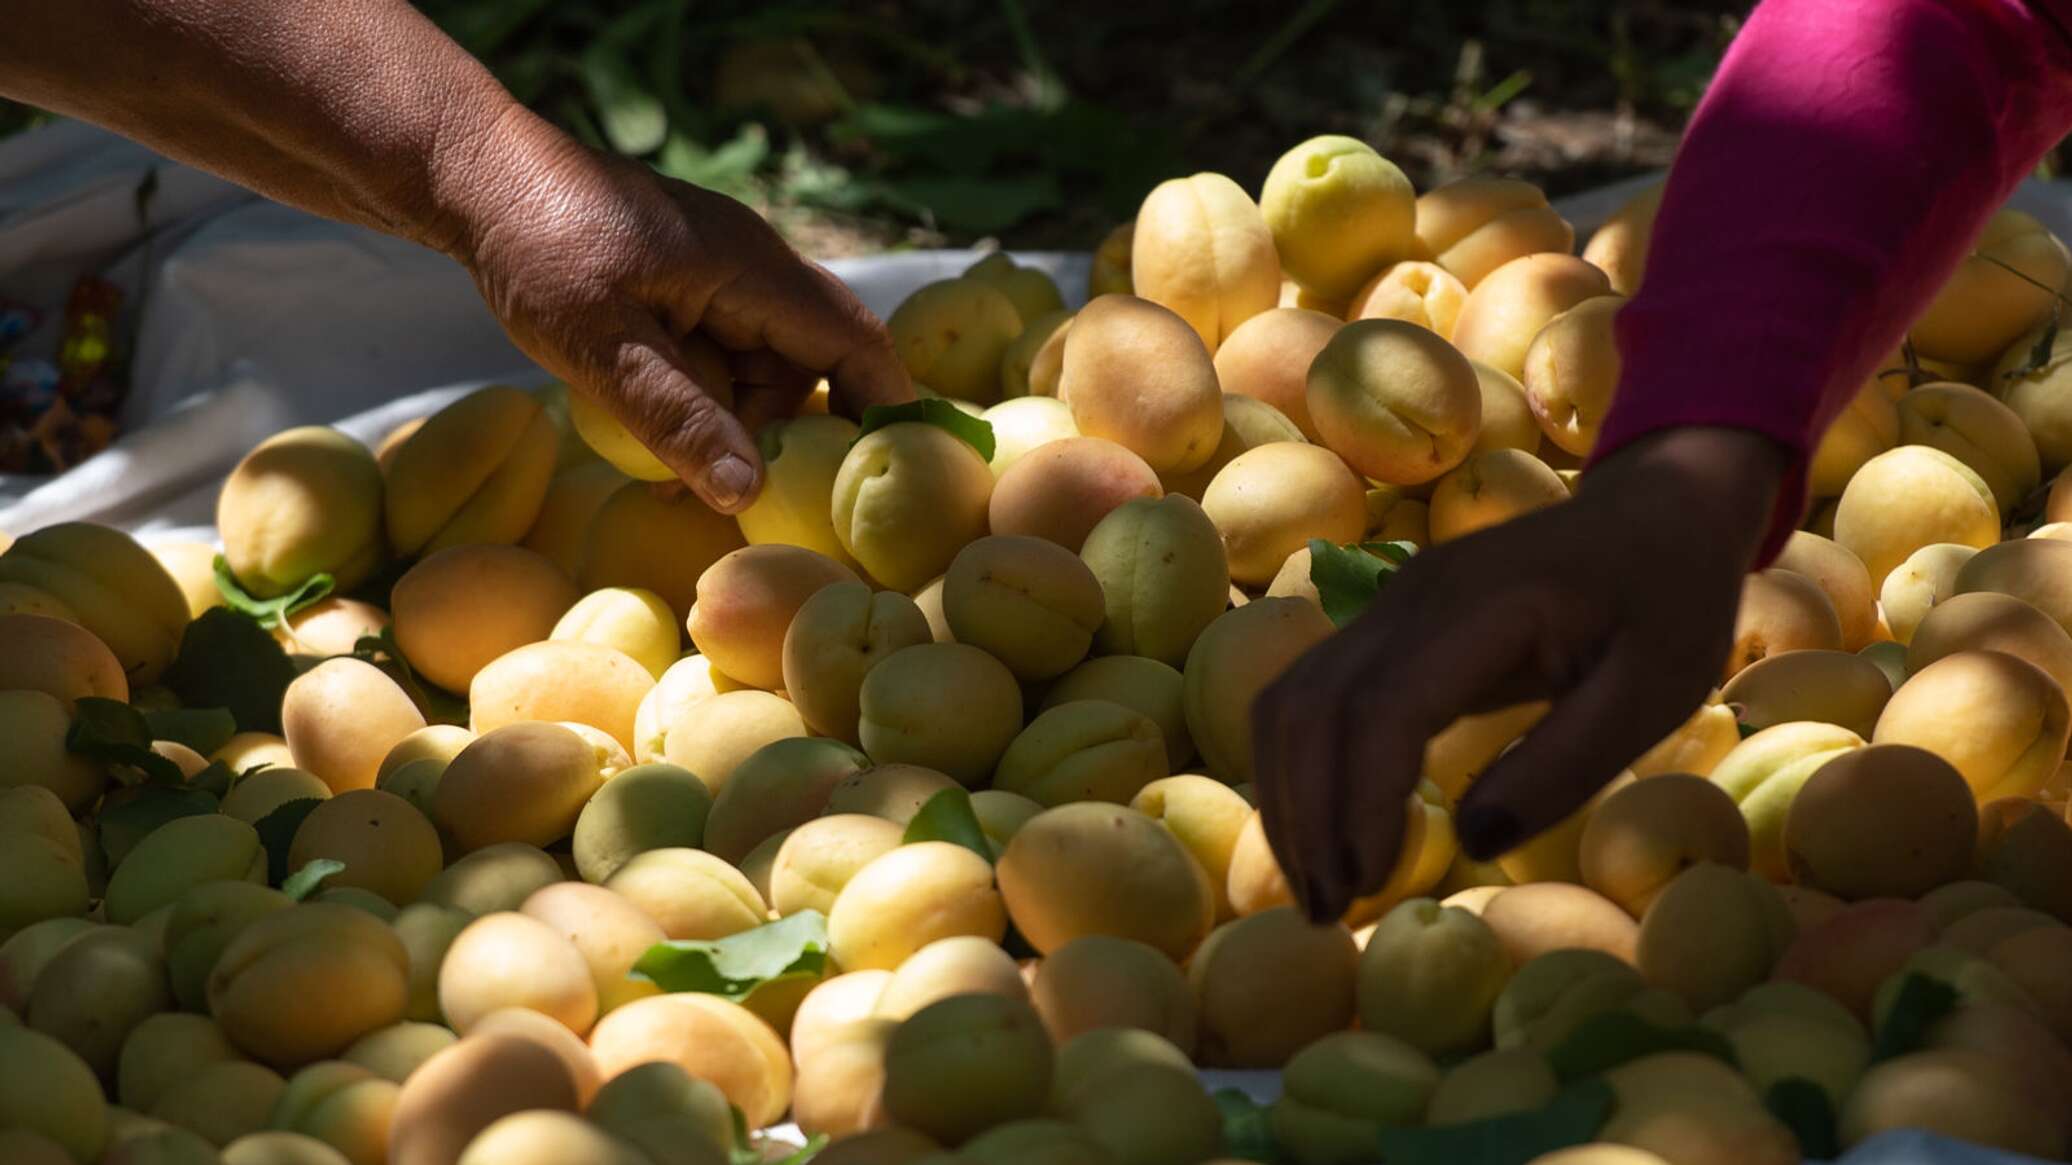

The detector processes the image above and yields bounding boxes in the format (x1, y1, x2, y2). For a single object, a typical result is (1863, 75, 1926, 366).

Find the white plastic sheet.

(0, 121, 2061, 1165)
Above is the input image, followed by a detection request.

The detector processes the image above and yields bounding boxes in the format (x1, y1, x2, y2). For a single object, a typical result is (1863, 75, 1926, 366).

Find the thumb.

(601, 316, 764, 513)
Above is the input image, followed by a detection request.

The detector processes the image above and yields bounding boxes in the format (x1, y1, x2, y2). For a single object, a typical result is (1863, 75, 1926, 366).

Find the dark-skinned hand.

(1251, 425, 1791, 923)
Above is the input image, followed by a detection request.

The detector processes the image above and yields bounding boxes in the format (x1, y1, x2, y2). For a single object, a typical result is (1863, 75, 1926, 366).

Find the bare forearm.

(0, 0, 531, 255)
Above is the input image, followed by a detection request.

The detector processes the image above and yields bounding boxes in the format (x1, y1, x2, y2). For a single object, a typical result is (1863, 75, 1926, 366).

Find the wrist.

(1581, 426, 1793, 563)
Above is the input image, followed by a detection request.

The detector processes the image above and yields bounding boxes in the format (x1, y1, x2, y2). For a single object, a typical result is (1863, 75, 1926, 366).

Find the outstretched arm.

(1254, 0, 2072, 922)
(0, 0, 910, 511)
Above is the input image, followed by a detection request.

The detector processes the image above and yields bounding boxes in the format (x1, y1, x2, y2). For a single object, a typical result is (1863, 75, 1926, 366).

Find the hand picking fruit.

(5, 1, 2072, 1162)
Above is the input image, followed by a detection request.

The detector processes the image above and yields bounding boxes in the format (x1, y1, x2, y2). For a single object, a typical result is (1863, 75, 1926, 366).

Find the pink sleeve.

(1592, 0, 2072, 562)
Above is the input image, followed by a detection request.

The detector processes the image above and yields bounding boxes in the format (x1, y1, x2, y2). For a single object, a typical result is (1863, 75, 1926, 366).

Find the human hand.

(443, 115, 910, 513)
(1251, 426, 1791, 922)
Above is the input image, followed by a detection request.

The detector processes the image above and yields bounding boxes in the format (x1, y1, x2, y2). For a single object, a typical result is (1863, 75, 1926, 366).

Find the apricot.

(1493, 772, 1633, 887)
(935, 536, 1101, 682)
(832, 422, 993, 592)
(1056, 295, 1224, 476)
(386, 1034, 579, 1165)
(115, 1014, 239, 1114)
(1059, 1061, 1221, 1165)
(830, 842, 1004, 972)
(1954, 535, 2072, 637)
(1075, 498, 1232, 673)
(1480, 883, 1638, 965)
(1995, 320, 2072, 473)
(278, 658, 426, 795)
(1834, 445, 1999, 590)
(219, 765, 334, 827)
(0, 694, 103, 817)
(1424, 1048, 1556, 1128)
(20, 925, 162, 1082)
(789, 1015, 894, 1139)
(341, 1023, 456, 1083)
(1770, 531, 1878, 651)
(207, 903, 407, 1068)
(824, 765, 962, 825)
(1024, 936, 1191, 1052)
(880, 994, 1050, 1146)
(854, 643, 1022, 785)
(1427, 448, 1568, 543)
(1346, 261, 1467, 342)
(436, 913, 596, 1037)
(1355, 898, 1511, 1057)
(103, 812, 264, 925)
(997, 312, 1073, 405)
(268, 599, 384, 664)
(1580, 181, 1664, 296)
(0, 1024, 108, 1162)
(1211, 309, 1334, 440)
(149, 1060, 284, 1146)
(989, 437, 1162, 553)
(1873, 651, 2070, 802)
(584, 1061, 732, 1164)
(471, 641, 652, 757)
(1937, 905, 2059, 953)
(548, 587, 678, 680)
(687, 545, 859, 691)
(1579, 775, 1750, 917)
(1200, 445, 1366, 587)
(579, 484, 744, 618)
(984, 393, 1080, 485)
(1974, 797, 2072, 921)
(767, 815, 906, 919)
(1896, 382, 2041, 513)
(269, 1059, 404, 1164)
(1270, 1031, 1438, 1164)
(384, 386, 559, 559)
(1303, 318, 1479, 486)
(1260, 136, 1416, 301)
(1634, 864, 1793, 1011)
(415, 844, 559, 918)
(1841, 1048, 2064, 1159)
(591, 994, 793, 1129)
(1908, 595, 2072, 708)
(1519, 295, 1623, 457)
(1412, 178, 1568, 285)
(603, 847, 763, 941)
(429, 721, 609, 852)
(1724, 570, 1843, 680)
(1878, 542, 1978, 644)
(1490, 948, 1642, 1052)
(149, 542, 223, 623)
(565, 763, 708, 884)
(1912, 209, 2069, 365)
(1772, 898, 1937, 1022)
(633, 656, 743, 762)
(1132, 172, 1280, 352)
(1987, 925, 2072, 1041)
(524, 461, 631, 576)
(998, 803, 1213, 961)
(218, 427, 386, 597)
(1809, 377, 1901, 498)
(1180, 598, 1337, 784)
(887, 277, 1023, 405)
(0, 525, 189, 686)
(1450, 256, 1610, 386)
(1598, 1053, 1797, 1165)
(1721, 649, 1891, 738)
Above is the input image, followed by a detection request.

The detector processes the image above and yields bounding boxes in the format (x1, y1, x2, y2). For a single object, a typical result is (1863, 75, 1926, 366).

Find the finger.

(1338, 598, 1542, 897)
(729, 352, 820, 434)
(701, 250, 913, 419)
(1456, 631, 1698, 860)
(600, 315, 764, 513)
(1252, 668, 1339, 922)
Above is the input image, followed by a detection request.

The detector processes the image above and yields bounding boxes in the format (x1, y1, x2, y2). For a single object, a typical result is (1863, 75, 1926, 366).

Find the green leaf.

(1737, 721, 1760, 740)
(1373, 1076, 1614, 1165)
(98, 786, 218, 868)
(163, 608, 297, 733)
(66, 697, 188, 786)
(580, 10, 669, 156)
(189, 761, 235, 800)
(1765, 1077, 1838, 1161)
(1871, 972, 1961, 1061)
(632, 911, 830, 1001)
(1546, 1010, 1738, 1083)
(1307, 539, 1416, 628)
(877, 172, 1061, 234)
(1214, 1088, 1284, 1163)
(854, 400, 996, 462)
(253, 797, 325, 885)
(282, 858, 346, 902)
(352, 627, 469, 726)
(656, 126, 769, 196)
(903, 788, 993, 862)
(766, 1135, 830, 1165)
(212, 555, 334, 630)
(143, 707, 237, 757)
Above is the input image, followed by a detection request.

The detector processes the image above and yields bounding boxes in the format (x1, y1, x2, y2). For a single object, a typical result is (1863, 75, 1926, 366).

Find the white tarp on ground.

(0, 120, 2059, 1165)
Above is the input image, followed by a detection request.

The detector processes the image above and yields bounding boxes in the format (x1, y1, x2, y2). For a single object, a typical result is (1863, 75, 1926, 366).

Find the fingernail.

(1458, 805, 1523, 860)
(704, 455, 755, 510)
